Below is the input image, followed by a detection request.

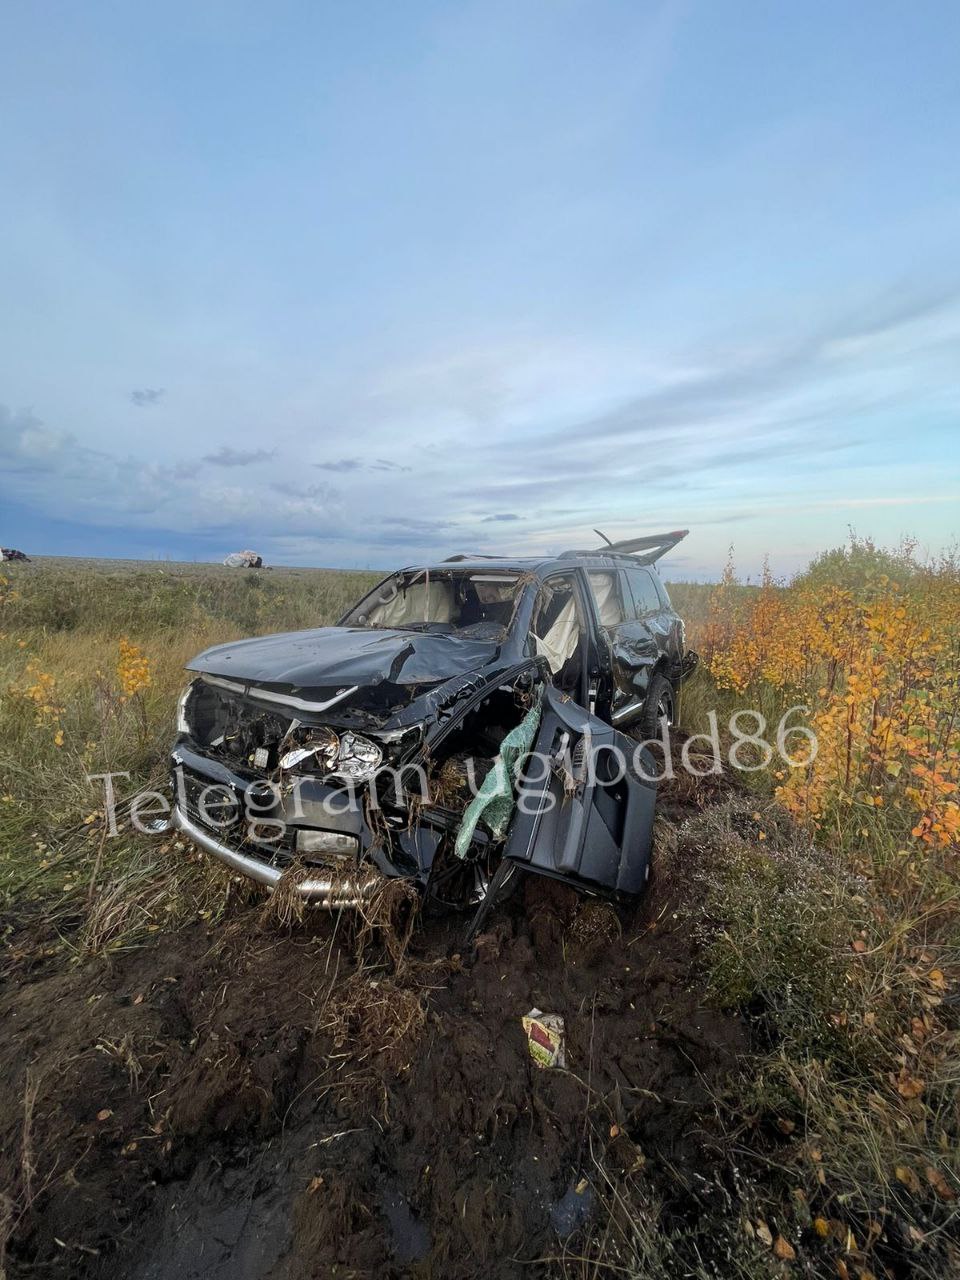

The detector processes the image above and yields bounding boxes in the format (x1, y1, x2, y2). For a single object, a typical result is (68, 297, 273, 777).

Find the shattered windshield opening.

(343, 570, 522, 639)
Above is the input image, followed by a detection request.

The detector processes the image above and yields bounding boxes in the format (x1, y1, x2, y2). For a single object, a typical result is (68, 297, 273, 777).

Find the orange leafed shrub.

(116, 637, 151, 701)
(702, 556, 960, 847)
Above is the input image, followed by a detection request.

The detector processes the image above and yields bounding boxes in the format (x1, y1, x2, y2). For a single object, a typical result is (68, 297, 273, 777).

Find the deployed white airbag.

(534, 597, 580, 674)
(366, 579, 454, 627)
(587, 571, 622, 627)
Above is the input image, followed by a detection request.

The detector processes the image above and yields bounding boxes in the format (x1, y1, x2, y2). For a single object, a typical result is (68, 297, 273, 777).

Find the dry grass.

(0, 560, 379, 954)
(19, 1071, 39, 1214)
(353, 875, 421, 969)
(2, 545, 959, 1276)
(259, 859, 315, 930)
(0, 1070, 49, 1280)
(320, 970, 427, 1071)
(666, 798, 960, 1276)
(314, 969, 428, 1121)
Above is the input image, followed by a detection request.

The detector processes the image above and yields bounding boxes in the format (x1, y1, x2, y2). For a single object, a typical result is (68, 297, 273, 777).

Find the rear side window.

(625, 568, 662, 617)
(586, 571, 626, 627)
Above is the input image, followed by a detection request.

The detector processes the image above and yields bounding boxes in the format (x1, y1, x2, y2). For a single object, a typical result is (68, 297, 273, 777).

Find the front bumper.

(170, 741, 440, 904)
(172, 803, 384, 906)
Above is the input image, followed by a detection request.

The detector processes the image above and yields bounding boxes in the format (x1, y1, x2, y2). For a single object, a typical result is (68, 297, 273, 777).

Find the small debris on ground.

(550, 1176, 595, 1237)
(522, 1008, 566, 1068)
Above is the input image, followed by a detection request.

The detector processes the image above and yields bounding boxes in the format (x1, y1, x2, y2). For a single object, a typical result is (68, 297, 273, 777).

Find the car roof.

(396, 556, 552, 574)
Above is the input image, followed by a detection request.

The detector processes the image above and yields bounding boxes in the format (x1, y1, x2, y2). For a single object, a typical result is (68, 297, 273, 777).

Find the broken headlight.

(279, 726, 340, 772)
(278, 727, 383, 782)
(176, 680, 197, 735)
(331, 731, 383, 781)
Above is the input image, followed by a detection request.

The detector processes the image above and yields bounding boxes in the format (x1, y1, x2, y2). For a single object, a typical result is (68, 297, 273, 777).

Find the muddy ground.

(1, 770, 748, 1279)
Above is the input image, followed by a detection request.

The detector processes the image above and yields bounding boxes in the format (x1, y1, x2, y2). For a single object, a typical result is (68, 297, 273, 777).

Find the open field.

(0, 544, 958, 1279)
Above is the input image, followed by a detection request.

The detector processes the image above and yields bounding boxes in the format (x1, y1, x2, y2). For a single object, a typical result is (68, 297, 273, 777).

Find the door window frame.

(528, 570, 592, 705)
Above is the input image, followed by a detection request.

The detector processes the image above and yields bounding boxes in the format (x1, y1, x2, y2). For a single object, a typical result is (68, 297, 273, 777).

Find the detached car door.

(503, 686, 657, 896)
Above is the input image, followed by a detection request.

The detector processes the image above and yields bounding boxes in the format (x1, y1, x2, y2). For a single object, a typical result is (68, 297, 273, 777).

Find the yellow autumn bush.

(701, 546, 960, 849)
(116, 636, 152, 701)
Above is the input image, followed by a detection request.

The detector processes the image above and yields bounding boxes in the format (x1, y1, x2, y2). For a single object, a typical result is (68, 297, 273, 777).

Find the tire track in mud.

(1, 770, 748, 1279)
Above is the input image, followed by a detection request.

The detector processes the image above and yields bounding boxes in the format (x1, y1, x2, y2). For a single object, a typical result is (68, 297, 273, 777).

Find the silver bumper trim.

(172, 805, 382, 906)
(196, 673, 360, 714)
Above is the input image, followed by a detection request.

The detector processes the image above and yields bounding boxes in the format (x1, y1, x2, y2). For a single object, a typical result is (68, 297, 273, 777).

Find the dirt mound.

(0, 766, 748, 1279)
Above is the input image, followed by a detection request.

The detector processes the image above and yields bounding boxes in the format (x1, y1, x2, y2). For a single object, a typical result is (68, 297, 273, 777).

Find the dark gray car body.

(171, 538, 697, 909)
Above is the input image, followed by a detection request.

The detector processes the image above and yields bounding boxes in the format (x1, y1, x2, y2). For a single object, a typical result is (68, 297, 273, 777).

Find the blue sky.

(1, 1, 957, 579)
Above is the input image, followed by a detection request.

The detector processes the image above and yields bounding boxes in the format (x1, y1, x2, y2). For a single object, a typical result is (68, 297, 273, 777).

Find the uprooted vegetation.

(1, 547, 958, 1278)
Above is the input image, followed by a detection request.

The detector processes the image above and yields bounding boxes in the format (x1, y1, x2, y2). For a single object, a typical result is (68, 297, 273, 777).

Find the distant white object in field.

(223, 550, 263, 568)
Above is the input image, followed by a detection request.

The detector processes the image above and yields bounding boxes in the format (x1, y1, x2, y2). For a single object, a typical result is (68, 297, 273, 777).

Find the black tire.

(636, 671, 675, 742)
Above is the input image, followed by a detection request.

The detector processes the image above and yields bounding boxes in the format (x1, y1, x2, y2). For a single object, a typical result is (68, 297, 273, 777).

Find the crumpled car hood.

(187, 626, 503, 691)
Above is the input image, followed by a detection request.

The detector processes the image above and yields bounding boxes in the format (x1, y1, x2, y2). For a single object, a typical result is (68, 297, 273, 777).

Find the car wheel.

(637, 672, 675, 741)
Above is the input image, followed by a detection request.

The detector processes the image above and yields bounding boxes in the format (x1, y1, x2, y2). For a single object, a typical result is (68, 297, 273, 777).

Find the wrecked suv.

(171, 531, 698, 918)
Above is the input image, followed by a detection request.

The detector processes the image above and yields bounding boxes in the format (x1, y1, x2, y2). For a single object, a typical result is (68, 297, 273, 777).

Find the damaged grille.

(182, 677, 393, 789)
(176, 762, 296, 868)
(184, 680, 294, 773)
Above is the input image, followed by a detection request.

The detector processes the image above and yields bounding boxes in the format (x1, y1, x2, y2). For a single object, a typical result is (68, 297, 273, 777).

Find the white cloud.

(2, 286, 958, 573)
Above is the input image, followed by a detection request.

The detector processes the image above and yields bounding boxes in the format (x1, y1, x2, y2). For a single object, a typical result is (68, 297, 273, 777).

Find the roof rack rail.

(560, 528, 689, 565)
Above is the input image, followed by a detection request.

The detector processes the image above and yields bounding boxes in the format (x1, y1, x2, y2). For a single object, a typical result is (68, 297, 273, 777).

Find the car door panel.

(503, 686, 657, 895)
